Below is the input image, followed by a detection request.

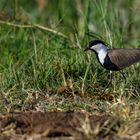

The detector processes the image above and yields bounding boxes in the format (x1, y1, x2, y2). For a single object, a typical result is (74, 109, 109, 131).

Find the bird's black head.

(84, 39, 107, 51)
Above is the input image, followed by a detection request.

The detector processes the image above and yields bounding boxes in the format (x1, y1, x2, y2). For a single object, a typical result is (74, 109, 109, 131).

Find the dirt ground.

(0, 111, 138, 140)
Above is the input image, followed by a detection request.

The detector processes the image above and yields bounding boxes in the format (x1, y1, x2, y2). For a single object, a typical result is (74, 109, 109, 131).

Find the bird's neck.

(97, 47, 108, 65)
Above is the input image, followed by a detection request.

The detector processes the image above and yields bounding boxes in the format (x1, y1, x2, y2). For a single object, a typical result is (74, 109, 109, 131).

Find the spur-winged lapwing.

(85, 39, 140, 88)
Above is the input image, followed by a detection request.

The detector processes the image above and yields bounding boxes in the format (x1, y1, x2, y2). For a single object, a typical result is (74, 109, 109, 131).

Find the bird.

(84, 39, 140, 89)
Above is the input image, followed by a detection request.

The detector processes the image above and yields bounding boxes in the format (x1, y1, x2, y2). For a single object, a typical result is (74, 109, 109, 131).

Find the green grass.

(0, 0, 140, 137)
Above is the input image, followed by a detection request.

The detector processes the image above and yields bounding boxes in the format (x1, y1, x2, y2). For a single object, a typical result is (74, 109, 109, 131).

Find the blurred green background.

(1, 0, 140, 40)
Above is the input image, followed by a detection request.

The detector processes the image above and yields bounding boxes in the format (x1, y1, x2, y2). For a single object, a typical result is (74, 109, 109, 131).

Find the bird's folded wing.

(108, 48, 140, 69)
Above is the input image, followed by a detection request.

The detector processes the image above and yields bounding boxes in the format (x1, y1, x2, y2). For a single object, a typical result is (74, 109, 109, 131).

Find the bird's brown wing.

(108, 48, 140, 69)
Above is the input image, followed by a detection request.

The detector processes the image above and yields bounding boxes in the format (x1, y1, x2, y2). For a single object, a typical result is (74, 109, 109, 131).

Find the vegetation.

(0, 0, 140, 139)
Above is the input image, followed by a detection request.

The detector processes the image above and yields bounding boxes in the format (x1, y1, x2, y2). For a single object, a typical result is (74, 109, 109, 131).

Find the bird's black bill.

(84, 48, 89, 51)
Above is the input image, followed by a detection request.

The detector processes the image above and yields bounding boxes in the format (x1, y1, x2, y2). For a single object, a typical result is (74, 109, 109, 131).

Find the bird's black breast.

(94, 51, 120, 71)
(102, 54, 120, 71)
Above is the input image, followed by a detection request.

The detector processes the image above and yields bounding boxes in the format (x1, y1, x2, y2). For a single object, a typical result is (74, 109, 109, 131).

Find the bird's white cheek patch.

(91, 44, 98, 50)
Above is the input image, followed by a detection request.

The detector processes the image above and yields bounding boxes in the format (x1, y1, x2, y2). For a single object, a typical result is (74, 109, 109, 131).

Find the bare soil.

(0, 111, 134, 140)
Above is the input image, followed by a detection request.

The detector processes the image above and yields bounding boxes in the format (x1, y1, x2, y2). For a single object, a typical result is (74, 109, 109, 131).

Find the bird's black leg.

(119, 71, 126, 83)
(106, 71, 113, 88)
(103, 71, 112, 92)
